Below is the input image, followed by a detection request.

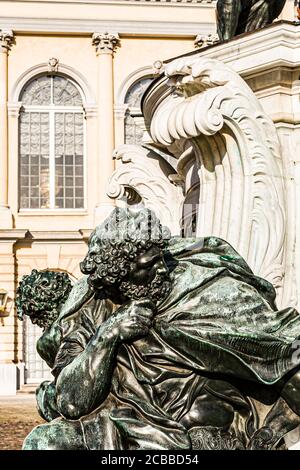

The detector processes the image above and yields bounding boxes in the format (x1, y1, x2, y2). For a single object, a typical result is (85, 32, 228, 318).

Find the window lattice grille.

(124, 77, 153, 145)
(19, 75, 85, 210)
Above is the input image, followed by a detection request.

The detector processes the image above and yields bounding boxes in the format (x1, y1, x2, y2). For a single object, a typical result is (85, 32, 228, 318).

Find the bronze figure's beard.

(118, 271, 172, 304)
(88, 268, 172, 305)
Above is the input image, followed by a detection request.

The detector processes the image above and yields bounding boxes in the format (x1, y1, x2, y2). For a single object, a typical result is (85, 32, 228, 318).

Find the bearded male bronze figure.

(217, 0, 286, 41)
(18, 208, 300, 450)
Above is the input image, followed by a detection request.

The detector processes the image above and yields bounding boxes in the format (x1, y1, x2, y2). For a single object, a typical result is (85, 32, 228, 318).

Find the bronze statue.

(17, 208, 300, 450)
(16, 269, 113, 423)
(217, 0, 286, 41)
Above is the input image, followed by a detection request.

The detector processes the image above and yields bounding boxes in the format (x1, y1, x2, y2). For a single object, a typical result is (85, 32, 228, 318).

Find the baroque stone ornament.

(108, 144, 184, 235)
(144, 55, 287, 307)
(0, 29, 14, 52)
(16, 207, 300, 450)
(92, 32, 121, 55)
(194, 33, 219, 49)
(216, 0, 286, 40)
(152, 60, 164, 75)
(48, 57, 59, 73)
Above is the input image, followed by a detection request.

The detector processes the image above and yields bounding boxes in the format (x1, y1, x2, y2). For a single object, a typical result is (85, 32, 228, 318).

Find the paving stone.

(0, 395, 44, 450)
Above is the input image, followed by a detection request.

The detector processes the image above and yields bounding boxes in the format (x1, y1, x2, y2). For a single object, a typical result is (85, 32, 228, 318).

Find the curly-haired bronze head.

(80, 208, 172, 304)
(16, 270, 72, 330)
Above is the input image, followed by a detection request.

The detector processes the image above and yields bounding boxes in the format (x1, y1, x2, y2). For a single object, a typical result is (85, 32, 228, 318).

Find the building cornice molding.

(114, 104, 128, 119)
(0, 17, 214, 37)
(0, 229, 28, 241)
(79, 229, 93, 240)
(7, 102, 22, 118)
(167, 22, 300, 77)
(0, 229, 90, 243)
(84, 104, 98, 118)
(26, 231, 86, 241)
(2, 0, 216, 6)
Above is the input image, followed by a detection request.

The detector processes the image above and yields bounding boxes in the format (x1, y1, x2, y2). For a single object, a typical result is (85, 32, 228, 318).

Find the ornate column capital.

(0, 30, 14, 53)
(194, 34, 219, 49)
(92, 32, 120, 55)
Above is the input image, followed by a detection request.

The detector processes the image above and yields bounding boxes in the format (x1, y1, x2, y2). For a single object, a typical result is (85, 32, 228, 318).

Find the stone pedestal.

(0, 362, 25, 396)
(0, 363, 19, 396)
(0, 230, 26, 394)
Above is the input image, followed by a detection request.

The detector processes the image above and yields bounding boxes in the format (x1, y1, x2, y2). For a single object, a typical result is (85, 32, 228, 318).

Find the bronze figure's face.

(15, 270, 72, 330)
(119, 245, 172, 303)
(80, 208, 172, 304)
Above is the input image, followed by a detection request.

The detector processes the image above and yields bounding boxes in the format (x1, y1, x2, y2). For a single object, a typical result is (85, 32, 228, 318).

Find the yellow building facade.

(0, 0, 296, 394)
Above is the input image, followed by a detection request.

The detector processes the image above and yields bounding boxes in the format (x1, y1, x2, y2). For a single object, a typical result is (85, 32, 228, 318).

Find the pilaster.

(0, 30, 14, 229)
(92, 32, 121, 225)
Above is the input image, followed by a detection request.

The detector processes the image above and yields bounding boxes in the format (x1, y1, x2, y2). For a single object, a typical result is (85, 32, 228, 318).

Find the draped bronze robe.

(39, 237, 300, 449)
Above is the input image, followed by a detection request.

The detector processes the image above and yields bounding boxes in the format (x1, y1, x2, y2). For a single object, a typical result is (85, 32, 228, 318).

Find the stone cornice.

(122, 0, 214, 3)
(114, 104, 128, 119)
(3, 0, 216, 5)
(165, 21, 300, 76)
(7, 102, 22, 118)
(84, 104, 98, 118)
(0, 229, 90, 242)
(0, 229, 28, 241)
(27, 231, 84, 240)
(144, 22, 300, 128)
(79, 229, 93, 240)
(0, 17, 214, 36)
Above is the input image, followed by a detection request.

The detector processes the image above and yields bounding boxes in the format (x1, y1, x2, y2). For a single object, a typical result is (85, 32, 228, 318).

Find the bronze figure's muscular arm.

(55, 299, 155, 420)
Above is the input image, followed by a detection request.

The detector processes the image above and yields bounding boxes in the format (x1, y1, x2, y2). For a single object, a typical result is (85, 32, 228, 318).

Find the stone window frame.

(8, 62, 97, 216)
(115, 65, 155, 146)
(18, 73, 86, 210)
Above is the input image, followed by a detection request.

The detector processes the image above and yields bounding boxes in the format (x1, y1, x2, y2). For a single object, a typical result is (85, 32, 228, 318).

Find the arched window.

(124, 77, 153, 145)
(19, 74, 85, 209)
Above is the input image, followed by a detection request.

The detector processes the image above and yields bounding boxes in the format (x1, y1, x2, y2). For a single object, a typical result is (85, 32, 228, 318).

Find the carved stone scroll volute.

(145, 56, 287, 306)
(107, 144, 184, 236)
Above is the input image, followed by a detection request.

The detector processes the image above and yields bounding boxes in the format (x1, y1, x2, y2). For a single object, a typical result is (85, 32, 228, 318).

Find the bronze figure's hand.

(111, 298, 156, 343)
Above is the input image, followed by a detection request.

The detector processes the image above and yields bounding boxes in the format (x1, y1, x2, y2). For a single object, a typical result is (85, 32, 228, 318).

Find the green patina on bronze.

(16, 269, 72, 330)
(16, 209, 300, 450)
(16, 269, 73, 371)
(217, 0, 286, 41)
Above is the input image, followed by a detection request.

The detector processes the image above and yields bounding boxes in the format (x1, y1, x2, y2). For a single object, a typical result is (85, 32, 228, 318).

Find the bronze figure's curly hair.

(81, 208, 171, 290)
(16, 270, 72, 329)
